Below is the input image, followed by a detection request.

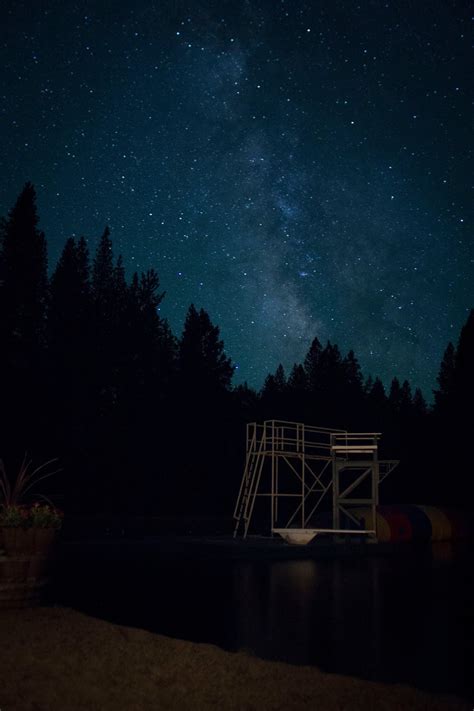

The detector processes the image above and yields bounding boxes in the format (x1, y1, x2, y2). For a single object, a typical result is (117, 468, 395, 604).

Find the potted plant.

(0, 455, 62, 602)
(0, 503, 63, 557)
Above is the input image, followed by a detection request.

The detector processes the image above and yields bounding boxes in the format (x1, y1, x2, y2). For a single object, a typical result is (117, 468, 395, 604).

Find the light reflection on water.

(228, 544, 470, 699)
(431, 541, 455, 563)
(234, 560, 319, 660)
(233, 558, 385, 667)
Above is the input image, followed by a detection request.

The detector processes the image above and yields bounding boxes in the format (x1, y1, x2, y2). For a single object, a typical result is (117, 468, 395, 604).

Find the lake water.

(47, 539, 473, 701)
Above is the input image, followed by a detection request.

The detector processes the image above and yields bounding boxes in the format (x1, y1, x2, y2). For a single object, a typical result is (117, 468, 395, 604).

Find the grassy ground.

(0, 607, 469, 711)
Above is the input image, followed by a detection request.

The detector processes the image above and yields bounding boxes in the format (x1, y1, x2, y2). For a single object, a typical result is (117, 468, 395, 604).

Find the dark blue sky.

(1, 1, 472, 396)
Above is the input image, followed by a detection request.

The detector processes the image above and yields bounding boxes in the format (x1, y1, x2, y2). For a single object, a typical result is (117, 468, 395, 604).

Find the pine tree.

(399, 379, 413, 417)
(454, 309, 474, 406)
(233, 382, 259, 413)
(318, 341, 344, 398)
(388, 377, 402, 414)
(113, 255, 128, 309)
(49, 237, 91, 348)
(261, 373, 277, 397)
(179, 304, 234, 393)
(274, 364, 286, 392)
(364, 375, 374, 397)
(0, 184, 49, 460)
(91, 231, 129, 347)
(92, 226, 114, 307)
(367, 377, 387, 412)
(433, 342, 456, 414)
(342, 350, 363, 391)
(128, 268, 176, 392)
(303, 336, 323, 391)
(412, 387, 427, 416)
(89, 227, 131, 418)
(0, 183, 48, 362)
(320, 341, 343, 373)
(48, 236, 93, 475)
(76, 237, 90, 287)
(287, 363, 308, 392)
(261, 364, 286, 407)
(175, 306, 234, 512)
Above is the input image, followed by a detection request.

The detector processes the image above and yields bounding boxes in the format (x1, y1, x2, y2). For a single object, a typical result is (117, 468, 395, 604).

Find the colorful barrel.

(396, 505, 432, 542)
(313, 506, 470, 542)
(442, 509, 471, 539)
(377, 506, 413, 543)
(417, 506, 452, 541)
(348, 505, 470, 542)
(349, 507, 391, 542)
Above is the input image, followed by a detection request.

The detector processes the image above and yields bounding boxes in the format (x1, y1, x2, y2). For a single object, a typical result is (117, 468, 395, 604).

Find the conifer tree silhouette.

(412, 387, 427, 416)
(287, 363, 308, 393)
(0, 183, 48, 459)
(92, 226, 114, 308)
(303, 336, 323, 392)
(285, 363, 309, 420)
(90, 227, 129, 414)
(454, 309, 474, 410)
(341, 349, 364, 426)
(430, 310, 474, 504)
(367, 377, 387, 410)
(434, 311, 474, 418)
(342, 350, 363, 392)
(0, 182, 47, 365)
(388, 377, 402, 414)
(260, 364, 287, 417)
(433, 342, 456, 415)
(49, 236, 91, 358)
(365, 377, 388, 429)
(399, 379, 413, 418)
(179, 304, 234, 393)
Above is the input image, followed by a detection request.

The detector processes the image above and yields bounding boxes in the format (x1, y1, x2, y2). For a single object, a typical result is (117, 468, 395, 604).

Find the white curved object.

(273, 529, 318, 545)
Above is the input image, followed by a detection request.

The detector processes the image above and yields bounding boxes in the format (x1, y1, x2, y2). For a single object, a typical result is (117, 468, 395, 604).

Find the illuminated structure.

(233, 420, 398, 543)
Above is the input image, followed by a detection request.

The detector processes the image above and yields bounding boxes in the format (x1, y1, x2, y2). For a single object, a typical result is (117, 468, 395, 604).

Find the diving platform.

(233, 420, 398, 543)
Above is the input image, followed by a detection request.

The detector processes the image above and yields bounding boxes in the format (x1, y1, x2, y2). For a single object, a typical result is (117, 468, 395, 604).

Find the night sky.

(1, 1, 471, 396)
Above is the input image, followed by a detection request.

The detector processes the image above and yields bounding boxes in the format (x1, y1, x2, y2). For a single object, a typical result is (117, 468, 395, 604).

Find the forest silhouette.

(1, 184, 472, 523)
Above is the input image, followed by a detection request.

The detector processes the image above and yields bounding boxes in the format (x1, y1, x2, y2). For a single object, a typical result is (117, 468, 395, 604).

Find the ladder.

(233, 425, 266, 538)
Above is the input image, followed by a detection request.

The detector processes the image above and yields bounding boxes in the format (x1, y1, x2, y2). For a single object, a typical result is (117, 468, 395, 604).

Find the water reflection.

(431, 541, 454, 563)
(231, 546, 471, 701)
(268, 561, 317, 661)
(233, 558, 385, 671)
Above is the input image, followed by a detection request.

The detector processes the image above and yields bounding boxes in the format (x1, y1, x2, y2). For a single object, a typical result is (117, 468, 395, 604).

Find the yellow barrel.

(417, 506, 452, 541)
(350, 507, 392, 542)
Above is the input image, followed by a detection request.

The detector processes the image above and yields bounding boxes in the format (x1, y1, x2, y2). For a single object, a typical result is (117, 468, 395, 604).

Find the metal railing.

(246, 420, 347, 460)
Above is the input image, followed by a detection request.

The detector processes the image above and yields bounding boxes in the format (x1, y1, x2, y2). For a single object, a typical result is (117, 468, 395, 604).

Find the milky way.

(1, 1, 471, 396)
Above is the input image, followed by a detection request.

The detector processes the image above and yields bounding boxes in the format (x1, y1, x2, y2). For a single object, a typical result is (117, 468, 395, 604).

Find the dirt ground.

(0, 607, 469, 710)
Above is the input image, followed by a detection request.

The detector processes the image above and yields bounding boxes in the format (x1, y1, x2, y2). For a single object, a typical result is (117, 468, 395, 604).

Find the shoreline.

(57, 534, 473, 566)
(0, 606, 469, 710)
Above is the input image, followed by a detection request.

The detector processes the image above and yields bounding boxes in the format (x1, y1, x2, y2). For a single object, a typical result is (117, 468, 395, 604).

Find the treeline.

(0, 184, 472, 517)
